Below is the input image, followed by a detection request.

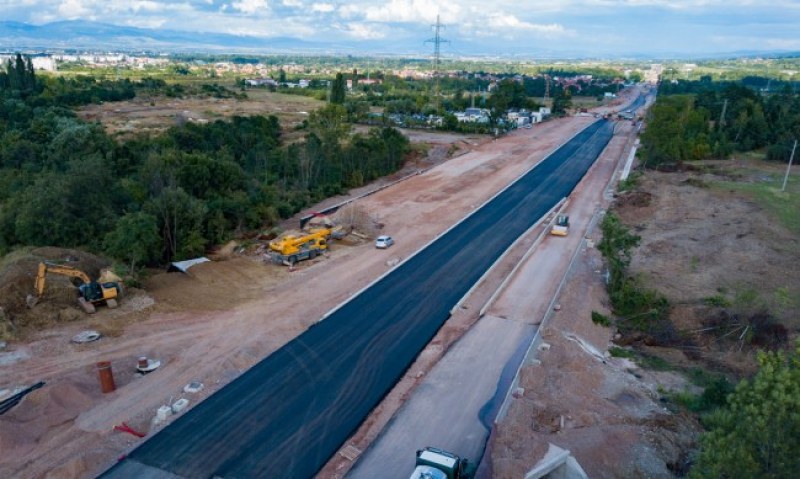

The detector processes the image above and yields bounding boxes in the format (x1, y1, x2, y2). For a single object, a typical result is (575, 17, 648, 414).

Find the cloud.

(57, 0, 92, 19)
(343, 22, 385, 39)
(231, 0, 268, 14)
(311, 2, 334, 13)
(485, 13, 566, 34)
(342, 0, 461, 23)
(122, 17, 167, 28)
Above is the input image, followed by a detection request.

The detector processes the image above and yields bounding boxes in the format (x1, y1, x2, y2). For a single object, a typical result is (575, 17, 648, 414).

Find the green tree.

(552, 88, 572, 115)
(104, 212, 161, 272)
(691, 341, 800, 478)
(145, 186, 207, 261)
(330, 72, 346, 104)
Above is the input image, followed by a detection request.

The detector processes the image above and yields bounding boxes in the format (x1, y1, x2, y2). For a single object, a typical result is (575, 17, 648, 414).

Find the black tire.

(289, 256, 297, 265)
(310, 250, 317, 259)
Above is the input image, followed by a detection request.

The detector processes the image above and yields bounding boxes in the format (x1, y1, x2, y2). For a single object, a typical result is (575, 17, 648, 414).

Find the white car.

(375, 235, 395, 249)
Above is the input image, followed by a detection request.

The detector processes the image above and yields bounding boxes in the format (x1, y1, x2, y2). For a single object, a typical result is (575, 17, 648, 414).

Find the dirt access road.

(0, 90, 638, 479)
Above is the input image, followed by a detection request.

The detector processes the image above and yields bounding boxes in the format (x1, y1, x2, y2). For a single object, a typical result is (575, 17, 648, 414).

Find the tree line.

(642, 78, 800, 167)
(0, 55, 409, 270)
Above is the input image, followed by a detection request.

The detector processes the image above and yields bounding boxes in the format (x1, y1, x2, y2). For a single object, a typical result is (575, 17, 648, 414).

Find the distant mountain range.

(0, 20, 797, 60)
(0, 20, 369, 55)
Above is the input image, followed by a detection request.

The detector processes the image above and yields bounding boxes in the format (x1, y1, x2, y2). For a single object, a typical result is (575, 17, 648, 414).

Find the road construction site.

(0, 88, 651, 478)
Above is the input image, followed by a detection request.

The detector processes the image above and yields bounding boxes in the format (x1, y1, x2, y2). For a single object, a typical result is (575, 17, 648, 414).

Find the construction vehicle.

(551, 214, 570, 236)
(269, 231, 329, 266)
(28, 262, 122, 314)
(268, 222, 347, 266)
(410, 447, 474, 479)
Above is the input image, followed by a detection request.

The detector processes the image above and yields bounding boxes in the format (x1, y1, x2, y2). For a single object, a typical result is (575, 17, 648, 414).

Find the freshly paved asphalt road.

(102, 118, 615, 479)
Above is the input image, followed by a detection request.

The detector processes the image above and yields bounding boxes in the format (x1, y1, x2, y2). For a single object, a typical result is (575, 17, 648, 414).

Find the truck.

(268, 231, 329, 266)
(410, 447, 474, 479)
(550, 214, 570, 236)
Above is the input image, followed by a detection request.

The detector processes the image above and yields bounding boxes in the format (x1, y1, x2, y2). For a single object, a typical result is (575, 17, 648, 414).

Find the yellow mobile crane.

(269, 230, 330, 266)
(28, 262, 122, 314)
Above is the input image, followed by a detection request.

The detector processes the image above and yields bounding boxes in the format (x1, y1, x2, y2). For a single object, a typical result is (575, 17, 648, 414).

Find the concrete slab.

(349, 315, 535, 478)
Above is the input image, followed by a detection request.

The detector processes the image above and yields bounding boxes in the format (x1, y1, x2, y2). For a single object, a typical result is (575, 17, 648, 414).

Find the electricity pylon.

(425, 15, 449, 114)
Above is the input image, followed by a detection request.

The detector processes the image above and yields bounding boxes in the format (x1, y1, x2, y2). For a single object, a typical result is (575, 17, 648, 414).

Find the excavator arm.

(30, 262, 120, 314)
(33, 262, 92, 297)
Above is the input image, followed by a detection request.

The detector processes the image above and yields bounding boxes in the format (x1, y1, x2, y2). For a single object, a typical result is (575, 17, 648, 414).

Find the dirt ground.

(615, 159, 800, 371)
(77, 89, 324, 141)
(488, 232, 702, 478)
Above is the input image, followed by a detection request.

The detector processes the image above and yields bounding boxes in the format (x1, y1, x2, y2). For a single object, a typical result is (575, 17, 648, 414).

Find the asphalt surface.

(622, 93, 647, 113)
(102, 118, 615, 479)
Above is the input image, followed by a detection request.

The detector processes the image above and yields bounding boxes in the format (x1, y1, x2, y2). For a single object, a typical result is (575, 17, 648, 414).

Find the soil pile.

(0, 247, 110, 339)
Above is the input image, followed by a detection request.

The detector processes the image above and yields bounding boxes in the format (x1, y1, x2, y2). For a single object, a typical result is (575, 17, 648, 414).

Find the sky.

(2, 0, 800, 56)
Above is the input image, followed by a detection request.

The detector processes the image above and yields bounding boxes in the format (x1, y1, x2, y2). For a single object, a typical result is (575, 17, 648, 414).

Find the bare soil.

(77, 89, 324, 141)
(488, 238, 702, 478)
(615, 160, 800, 371)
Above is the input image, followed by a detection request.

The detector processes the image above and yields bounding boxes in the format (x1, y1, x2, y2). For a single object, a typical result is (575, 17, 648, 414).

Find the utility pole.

(719, 99, 728, 128)
(543, 74, 550, 106)
(425, 14, 449, 114)
(781, 139, 797, 192)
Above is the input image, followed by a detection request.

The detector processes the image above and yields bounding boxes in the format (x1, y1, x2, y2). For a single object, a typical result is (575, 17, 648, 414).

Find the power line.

(425, 14, 449, 114)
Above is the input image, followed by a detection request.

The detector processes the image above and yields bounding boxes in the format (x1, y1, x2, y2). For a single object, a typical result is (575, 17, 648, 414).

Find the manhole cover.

(72, 330, 101, 343)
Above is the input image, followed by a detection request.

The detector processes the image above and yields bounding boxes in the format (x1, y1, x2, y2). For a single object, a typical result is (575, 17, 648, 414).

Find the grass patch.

(591, 310, 611, 327)
(609, 346, 636, 358)
(713, 174, 800, 236)
(684, 177, 710, 188)
(618, 171, 641, 192)
(704, 294, 731, 308)
(636, 353, 673, 371)
(666, 373, 734, 413)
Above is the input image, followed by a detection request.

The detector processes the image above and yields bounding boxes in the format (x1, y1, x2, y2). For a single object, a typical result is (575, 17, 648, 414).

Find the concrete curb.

(451, 197, 567, 316)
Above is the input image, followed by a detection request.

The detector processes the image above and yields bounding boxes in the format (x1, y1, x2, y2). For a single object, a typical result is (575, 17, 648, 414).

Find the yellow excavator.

(27, 262, 123, 314)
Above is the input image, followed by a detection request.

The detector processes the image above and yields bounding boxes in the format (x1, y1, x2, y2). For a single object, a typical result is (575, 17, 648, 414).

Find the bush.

(608, 346, 635, 358)
(618, 172, 641, 192)
(704, 294, 731, 308)
(598, 212, 672, 342)
(591, 310, 611, 327)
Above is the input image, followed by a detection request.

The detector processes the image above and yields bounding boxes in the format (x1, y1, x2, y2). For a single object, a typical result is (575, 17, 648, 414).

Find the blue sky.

(2, 0, 800, 56)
